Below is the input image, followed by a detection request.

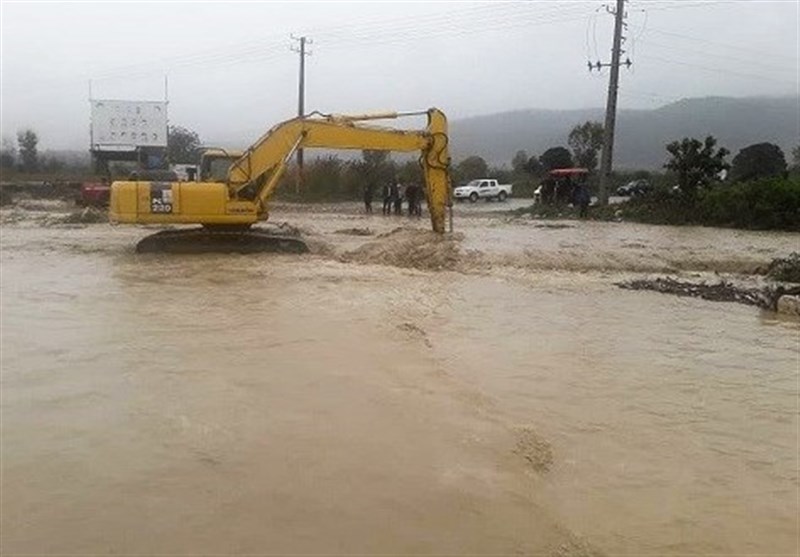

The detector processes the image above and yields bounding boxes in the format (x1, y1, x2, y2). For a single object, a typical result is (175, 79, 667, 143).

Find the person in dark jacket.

(405, 183, 418, 217)
(575, 181, 591, 218)
(363, 182, 374, 214)
(382, 182, 393, 215)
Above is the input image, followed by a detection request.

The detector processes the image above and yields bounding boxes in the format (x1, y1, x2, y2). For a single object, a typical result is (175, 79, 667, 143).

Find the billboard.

(90, 100, 168, 150)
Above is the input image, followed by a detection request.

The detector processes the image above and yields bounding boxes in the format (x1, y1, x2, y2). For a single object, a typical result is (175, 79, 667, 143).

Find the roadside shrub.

(697, 177, 800, 230)
(767, 253, 800, 283)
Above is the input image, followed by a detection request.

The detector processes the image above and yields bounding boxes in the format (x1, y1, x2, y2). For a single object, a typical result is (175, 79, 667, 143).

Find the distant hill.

(449, 96, 799, 170)
(37, 96, 797, 173)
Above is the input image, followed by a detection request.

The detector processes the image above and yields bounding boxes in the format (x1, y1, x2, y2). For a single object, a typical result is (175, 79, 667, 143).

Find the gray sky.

(1, 0, 797, 150)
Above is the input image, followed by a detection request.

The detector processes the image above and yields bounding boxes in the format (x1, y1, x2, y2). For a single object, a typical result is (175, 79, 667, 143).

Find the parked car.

(616, 179, 652, 197)
(453, 179, 513, 202)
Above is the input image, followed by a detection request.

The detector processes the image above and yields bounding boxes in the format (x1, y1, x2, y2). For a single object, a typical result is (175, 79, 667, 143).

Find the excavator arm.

(109, 108, 452, 246)
(224, 108, 451, 233)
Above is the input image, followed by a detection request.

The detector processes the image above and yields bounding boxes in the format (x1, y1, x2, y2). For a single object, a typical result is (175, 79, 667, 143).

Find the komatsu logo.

(150, 183, 173, 214)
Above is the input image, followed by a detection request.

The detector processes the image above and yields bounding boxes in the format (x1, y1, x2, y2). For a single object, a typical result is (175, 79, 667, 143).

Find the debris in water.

(531, 223, 575, 230)
(513, 427, 554, 473)
(48, 207, 107, 225)
(617, 277, 800, 312)
(397, 322, 432, 348)
(334, 227, 375, 236)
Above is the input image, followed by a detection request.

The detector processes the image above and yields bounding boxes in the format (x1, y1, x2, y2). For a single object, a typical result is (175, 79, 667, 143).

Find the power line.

(644, 26, 799, 62)
(12, 3, 594, 88)
(637, 37, 794, 75)
(314, 4, 594, 50)
(638, 53, 796, 85)
(632, 1, 737, 12)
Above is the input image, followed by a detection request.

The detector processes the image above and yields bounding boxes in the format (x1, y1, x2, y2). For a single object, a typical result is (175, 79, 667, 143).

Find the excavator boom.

(110, 108, 452, 253)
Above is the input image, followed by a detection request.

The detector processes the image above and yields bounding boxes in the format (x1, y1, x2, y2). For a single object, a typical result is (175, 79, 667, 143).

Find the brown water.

(1, 204, 798, 554)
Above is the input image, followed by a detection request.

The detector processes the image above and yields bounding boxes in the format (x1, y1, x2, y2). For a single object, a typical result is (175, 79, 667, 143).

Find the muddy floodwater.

(1, 201, 798, 555)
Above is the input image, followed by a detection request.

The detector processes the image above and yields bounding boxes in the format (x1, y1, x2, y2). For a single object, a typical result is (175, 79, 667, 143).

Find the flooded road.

(1, 202, 798, 554)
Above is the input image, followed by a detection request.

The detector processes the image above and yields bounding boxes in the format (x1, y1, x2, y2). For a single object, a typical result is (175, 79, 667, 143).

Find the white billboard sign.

(91, 100, 168, 149)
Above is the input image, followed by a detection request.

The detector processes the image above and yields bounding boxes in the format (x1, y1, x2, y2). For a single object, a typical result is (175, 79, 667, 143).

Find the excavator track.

(135, 227, 309, 254)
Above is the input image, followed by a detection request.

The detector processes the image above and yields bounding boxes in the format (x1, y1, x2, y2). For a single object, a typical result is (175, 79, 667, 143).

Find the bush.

(767, 253, 800, 283)
(518, 176, 800, 231)
(697, 177, 800, 230)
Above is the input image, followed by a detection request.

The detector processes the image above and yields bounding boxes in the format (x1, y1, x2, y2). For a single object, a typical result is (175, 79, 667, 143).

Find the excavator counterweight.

(109, 108, 452, 253)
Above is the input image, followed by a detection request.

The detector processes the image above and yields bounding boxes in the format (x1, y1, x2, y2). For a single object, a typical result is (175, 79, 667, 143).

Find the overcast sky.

(1, 0, 797, 150)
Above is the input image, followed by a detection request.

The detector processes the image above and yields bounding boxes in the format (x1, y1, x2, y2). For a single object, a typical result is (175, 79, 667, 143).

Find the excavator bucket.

(135, 227, 309, 254)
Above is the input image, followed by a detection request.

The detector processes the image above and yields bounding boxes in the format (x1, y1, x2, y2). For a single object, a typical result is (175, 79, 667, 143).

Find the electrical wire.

(644, 26, 798, 62)
(12, 2, 596, 87)
(637, 37, 794, 75)
(632, 1, 737, 12)
(638, 53, 796, 85)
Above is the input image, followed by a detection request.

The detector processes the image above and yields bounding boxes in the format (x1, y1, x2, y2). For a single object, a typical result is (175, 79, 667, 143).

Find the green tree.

(567, 121, 603, 171)
(41, 156, 65, 173)
(1, 137, 16, 170)
(167, 125, 201, 164)
(352, 150, 395, 186)
(526, 155, 542, 176)
(664, 136, 729, 198)
(539, 146, 573, 171)
(456, 155, 489, 182)
(512, 150, 529, 173)
(790, 145, 800, 168)
(397, 159, 422, 184)
(303, 156, 345, 199)
(16, 129, 39, 172)
(729, 143, 787, 183)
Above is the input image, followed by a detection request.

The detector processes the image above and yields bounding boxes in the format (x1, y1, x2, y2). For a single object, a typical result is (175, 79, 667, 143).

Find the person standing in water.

(393, 182, 403, 215)
(363, 182, 374, 214)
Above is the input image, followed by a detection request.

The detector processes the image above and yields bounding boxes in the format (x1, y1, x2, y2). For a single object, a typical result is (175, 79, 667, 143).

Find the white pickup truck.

(453, 179, 513, 202)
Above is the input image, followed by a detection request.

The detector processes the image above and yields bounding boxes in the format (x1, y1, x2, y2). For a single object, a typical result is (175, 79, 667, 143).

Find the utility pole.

(291, 35, 312, 193)
(589, 0, 629, 205)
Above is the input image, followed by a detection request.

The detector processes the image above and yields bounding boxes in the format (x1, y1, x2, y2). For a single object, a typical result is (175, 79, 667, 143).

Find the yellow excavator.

(109, 108, 451, 253)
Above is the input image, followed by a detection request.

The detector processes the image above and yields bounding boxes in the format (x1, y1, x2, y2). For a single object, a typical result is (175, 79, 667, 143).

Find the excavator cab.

(198, 149, 244, 182)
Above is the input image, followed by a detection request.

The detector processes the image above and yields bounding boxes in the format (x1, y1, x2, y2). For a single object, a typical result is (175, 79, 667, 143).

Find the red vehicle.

(79, 179, 111, 206)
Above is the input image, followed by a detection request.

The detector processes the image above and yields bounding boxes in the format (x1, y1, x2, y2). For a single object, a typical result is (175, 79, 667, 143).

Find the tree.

(397, 159, 422, 184)
(525, 155, 542, 176)
(456, 155, 488, 182)
(1, 137, 16, 170)
(352, 149, 394, 187)
(664, 136, 729, 198)
(567, 121, 604, 171)
(167, 125, 201, 164)
(41, 156, 65, 173)
(792, 145, 800, 168)
(306, 156, 345, 199)
(17, 129, 39, 172)
(539, 146, 573, 171)
(729, 143, 787, 183)
(512, 150, 529, 173)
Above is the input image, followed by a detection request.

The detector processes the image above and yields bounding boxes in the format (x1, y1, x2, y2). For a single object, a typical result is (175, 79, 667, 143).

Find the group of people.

(363, 182, 423, 217)
(539, 175, 592, 218)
